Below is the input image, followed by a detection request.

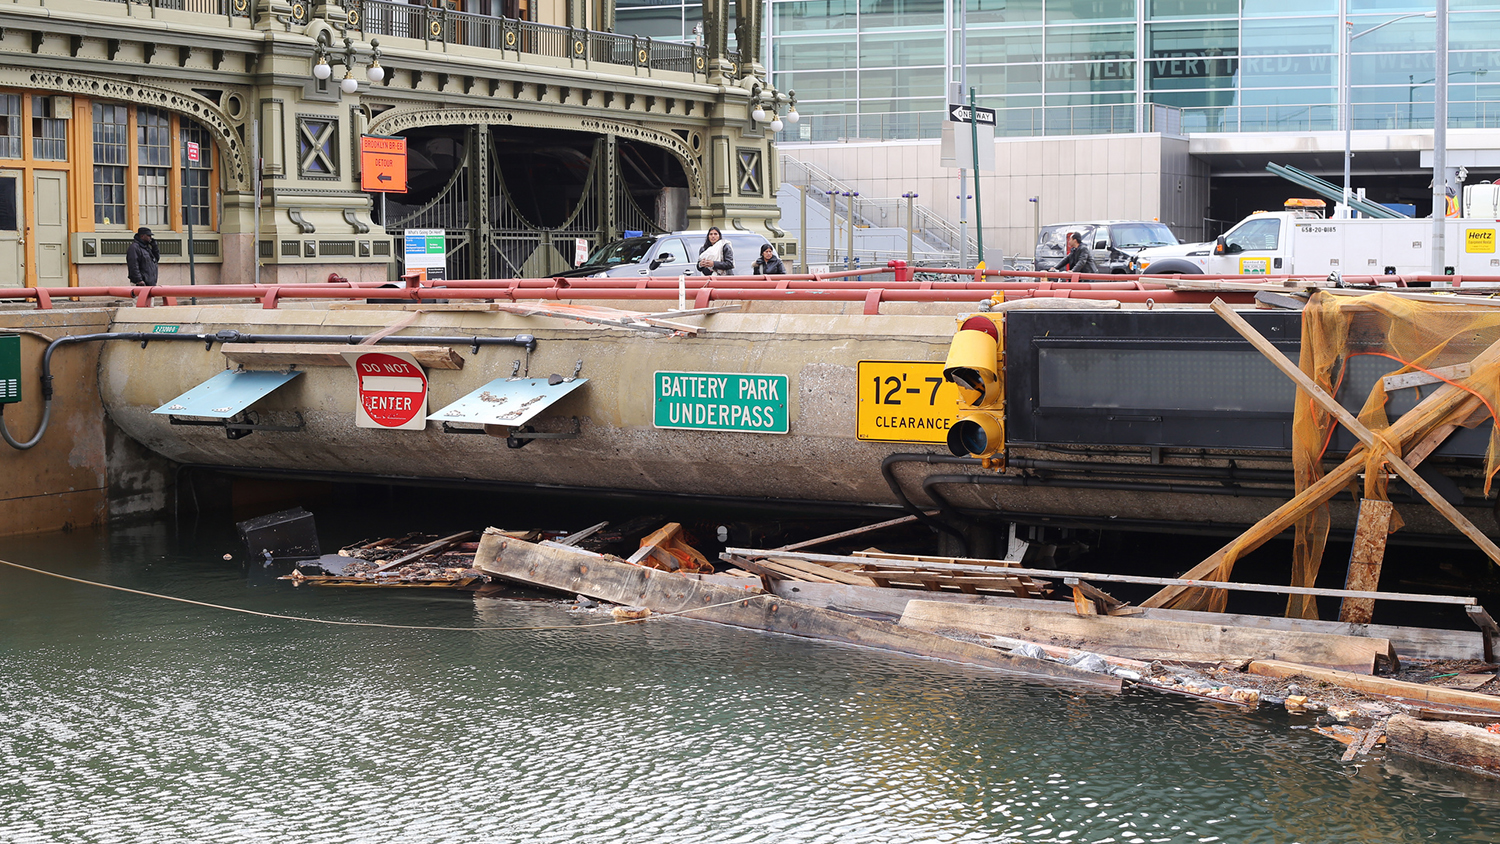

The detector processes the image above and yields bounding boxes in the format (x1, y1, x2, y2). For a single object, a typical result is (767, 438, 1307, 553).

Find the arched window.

(90, 102, 219, 231)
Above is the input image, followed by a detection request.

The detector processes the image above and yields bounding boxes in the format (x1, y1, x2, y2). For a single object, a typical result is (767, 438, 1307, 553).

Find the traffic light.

(942, 314, 1005, 460)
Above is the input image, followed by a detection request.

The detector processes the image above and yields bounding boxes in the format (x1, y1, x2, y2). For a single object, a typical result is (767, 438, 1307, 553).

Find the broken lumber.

(901, 601, 1396, 673)
(370, 531, 475, 573)
(1339, 498, 1394, 624)
(1384, 714, 1500, 776)
(473, 529, 1120, 690)
(1248, 660, 1500, 713)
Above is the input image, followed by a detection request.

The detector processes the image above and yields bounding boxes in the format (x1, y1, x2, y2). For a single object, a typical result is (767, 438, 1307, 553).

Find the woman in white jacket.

(696, 227, 734, 275)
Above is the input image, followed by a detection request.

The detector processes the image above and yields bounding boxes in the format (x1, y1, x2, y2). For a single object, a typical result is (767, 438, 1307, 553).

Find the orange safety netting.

(1221, 291, 1500, 618)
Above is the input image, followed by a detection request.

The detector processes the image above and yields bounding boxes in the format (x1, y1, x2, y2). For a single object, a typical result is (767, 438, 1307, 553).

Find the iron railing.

(781, 155, 975, 258)
(93, 0, 252, 20)
(349, 0, 715, 78)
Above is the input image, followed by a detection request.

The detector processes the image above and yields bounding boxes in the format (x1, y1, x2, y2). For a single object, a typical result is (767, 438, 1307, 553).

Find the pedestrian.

(696, 227, 734, 276)
(126, 227, 160, 287)
(752, 244, 786, 275)
(1054, 231, 1098, 275)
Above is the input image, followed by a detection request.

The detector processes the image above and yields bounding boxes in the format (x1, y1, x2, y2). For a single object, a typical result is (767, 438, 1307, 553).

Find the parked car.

(1034, 221, 1179, 274)
(572, 230, 771, 278)
(555, 235, 658, 278)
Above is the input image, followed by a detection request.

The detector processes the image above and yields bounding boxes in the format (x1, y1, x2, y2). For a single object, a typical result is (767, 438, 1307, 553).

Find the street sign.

(344, 351, 428, 430)
(186, 141, 200, 163)
(856, 360, 960, 443)
(575, 238, 589, 266)
(360, 134, 408, 193)
(947, 103, 996, 125)
(654, 371, 788, 434)
(404, 228, 446, 281)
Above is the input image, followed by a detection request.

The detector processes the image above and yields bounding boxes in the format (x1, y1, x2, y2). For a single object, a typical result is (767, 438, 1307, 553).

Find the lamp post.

(312, 31, 384, 95)
(902, 192, 917, 266)
(1433, 0, 1449, 277)
(1342, 10, 1434, 218)
(1409, 69, 1486, 128)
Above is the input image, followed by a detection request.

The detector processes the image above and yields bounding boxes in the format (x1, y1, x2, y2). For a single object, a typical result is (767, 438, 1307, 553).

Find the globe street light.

(1342, 11, 1435, 218)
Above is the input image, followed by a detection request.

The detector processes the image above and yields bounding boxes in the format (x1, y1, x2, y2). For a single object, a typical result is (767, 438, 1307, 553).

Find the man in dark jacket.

(126, 227, 159, 286)
(1054, 231, 1098, 275)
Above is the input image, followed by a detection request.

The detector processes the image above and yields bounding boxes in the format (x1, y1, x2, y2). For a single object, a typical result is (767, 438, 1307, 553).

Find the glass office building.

(618, 0, 1500, 142)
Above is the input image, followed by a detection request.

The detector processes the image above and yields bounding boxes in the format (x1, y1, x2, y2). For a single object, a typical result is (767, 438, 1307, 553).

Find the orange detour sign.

(360, 135, 407, 193)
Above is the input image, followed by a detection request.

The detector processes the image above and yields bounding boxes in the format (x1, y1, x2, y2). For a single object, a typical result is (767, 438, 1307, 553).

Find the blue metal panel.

(428, 377, 587, 427)
(152, 370, 303, 418)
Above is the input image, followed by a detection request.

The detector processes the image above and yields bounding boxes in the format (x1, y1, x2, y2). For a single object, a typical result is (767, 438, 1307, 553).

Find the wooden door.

(32, 170, 67, 288)
(0, 170, 22, 287)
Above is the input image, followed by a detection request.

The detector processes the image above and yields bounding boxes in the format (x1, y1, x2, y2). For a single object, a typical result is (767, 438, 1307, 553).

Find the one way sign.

(948, 103, 996, 125)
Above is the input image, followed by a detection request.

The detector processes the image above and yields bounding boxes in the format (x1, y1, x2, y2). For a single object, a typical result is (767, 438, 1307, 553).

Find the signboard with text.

(653, 371, 788, 434)
(343, 351, 428, 430)
(856, 360, 959, 443)
(360, 135, 408, 193)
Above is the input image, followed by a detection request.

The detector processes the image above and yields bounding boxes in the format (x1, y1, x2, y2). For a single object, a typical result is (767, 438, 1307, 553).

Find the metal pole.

(252, 118, 260, 287)
(1344, 10, 1433, 221)
(904, 192, 915, 266)
(827, 190, 836, 265)
(1030, 196, 1039, 267)
(969, 86, 984, 269)
(184, 178, 196, 288)
(956, 0, 968, 268)
(799, 184, 808, 273)
(846, 191, 857, 268)
(1433, 0, 1449, 277)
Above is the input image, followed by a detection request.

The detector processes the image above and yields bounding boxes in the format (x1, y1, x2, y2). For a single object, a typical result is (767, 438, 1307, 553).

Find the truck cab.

(1134, 212, 1295, 275)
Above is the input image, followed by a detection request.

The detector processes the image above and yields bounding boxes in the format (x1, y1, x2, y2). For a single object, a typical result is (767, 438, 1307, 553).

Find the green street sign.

(654, 371, 788, 434)
(152, 325, 180, 334)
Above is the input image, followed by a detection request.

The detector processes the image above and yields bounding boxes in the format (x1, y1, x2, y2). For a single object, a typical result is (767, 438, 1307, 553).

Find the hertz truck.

(1132, 210, 1500, 278)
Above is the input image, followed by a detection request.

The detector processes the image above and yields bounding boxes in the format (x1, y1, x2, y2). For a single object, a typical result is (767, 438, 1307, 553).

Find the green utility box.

(0, 334, 20, 404)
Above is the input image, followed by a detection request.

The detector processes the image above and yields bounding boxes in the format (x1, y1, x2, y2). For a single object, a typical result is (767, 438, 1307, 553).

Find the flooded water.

(3, 521, 1500, 844)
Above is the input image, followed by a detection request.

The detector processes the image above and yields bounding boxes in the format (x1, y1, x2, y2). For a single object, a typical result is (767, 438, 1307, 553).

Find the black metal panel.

(1005, 309, 1492, 458)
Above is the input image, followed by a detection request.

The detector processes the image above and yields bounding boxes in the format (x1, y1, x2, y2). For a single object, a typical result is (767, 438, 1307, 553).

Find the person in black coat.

(126, 227, 160, 287)
(1054, 231, 1099, 274)
(752, 244, 786, 275)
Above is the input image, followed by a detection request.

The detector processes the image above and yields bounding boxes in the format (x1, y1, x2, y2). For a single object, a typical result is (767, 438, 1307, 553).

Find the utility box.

(0, 334, 20, 404)
(236, 506, 320, 561)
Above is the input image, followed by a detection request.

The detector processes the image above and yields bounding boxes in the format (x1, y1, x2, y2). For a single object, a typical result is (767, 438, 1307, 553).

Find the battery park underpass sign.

(654, 371, 788, 434)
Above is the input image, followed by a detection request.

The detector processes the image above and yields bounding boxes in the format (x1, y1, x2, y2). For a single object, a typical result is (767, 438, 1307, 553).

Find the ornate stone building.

(0, 0, 789, 286)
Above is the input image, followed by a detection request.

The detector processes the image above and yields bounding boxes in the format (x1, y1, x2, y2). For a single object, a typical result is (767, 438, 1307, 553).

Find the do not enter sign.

(343, 351, 428, 430)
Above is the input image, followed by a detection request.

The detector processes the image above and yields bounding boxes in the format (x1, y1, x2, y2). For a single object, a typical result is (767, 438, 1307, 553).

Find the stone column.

(733, 0, 763, 79)
(702, 0, 733, 84)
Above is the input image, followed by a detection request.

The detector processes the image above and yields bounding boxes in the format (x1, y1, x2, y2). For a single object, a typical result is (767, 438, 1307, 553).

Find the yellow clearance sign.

(856, 360, 960, 443)
(1466, 229, 1496, 253)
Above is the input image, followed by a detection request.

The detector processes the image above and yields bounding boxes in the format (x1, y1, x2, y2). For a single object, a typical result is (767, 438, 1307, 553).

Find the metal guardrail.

(787, 104, 1182, 141)
(95, 0, 251, 19)
(349, 0, 716, 77)
(781, 156, 976, 258)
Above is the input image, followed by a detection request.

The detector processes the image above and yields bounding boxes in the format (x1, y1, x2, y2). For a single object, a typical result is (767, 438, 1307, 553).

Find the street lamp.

(1410, 69, 1486, 126)
(312, 30, 384, 96)
(1342, 10, 1435, 218)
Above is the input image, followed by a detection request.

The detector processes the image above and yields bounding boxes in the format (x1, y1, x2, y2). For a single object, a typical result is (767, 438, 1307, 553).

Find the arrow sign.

(378, 173, 391, 182)
(948, 103, 996, 125)
(360, 134, 408, 193)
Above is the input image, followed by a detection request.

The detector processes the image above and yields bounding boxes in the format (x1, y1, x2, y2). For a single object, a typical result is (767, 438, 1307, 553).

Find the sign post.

(184, 140, 200, 289)
(361, 135, 407, 234)
(343, 351, 429, 430)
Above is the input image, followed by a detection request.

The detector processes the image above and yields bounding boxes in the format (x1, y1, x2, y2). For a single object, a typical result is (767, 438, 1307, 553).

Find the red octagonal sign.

(346, 351, 428, 430)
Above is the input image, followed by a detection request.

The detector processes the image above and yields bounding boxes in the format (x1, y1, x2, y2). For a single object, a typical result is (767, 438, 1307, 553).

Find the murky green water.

(3, 521, 1499, 843)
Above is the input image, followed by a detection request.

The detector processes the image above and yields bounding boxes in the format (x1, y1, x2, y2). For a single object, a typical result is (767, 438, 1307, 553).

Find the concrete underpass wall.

(781, 133, 1211, 258)
(0, 307, 173, 537)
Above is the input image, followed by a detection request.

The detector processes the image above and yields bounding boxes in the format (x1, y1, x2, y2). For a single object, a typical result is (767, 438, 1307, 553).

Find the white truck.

(1132, 211, 1500, 277)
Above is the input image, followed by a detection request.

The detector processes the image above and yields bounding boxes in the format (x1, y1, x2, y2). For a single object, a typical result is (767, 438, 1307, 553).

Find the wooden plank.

(559, 521, 609, 546)
(1340, 725, 1385, 762)
(1383, 363, 1473, 392)
(729, 547, 1473, 606)
(687, 575, 1486, 660)
(1212, 298, 1500, 569)
(770, 513, 934, 552)
(763, 556, 879, 587)
(1066, 577, 1126, 612)
(1339, 498, 1395, 624)
(1071, 583, 1099, 616)
(472, 529, 1122, 690)
(1386, 714, 1500, 775)
(902, 601, 1394, 674)
(220, 343, 466, 369)
(1402, 395, 1487, 466)
(370, 531, 474, 573)
(1249, 660, 1500, 713)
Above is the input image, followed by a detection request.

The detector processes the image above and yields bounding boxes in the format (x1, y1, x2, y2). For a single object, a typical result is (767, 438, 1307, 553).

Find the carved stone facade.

(0, 0, 788, 286)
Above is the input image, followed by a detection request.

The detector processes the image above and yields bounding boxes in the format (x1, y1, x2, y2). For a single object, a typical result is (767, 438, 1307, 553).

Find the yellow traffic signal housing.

(942, 314, 1005, 459)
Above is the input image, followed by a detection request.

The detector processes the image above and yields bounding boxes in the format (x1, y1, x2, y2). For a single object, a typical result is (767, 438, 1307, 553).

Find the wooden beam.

(1211, 298, 1500, 568)
(1339, 498, 1395, 624)
(1386, 715, 1500, 776)
(1340, 725, 1385, 762)
(901, 601, 1395, 673)
(221, 343, 466, 369)
(1249, 660, 1500, 713)
(1468, 606, 1499, 663)
(1383, 363, 1473, 392)
(472, 531, 1122, 690)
